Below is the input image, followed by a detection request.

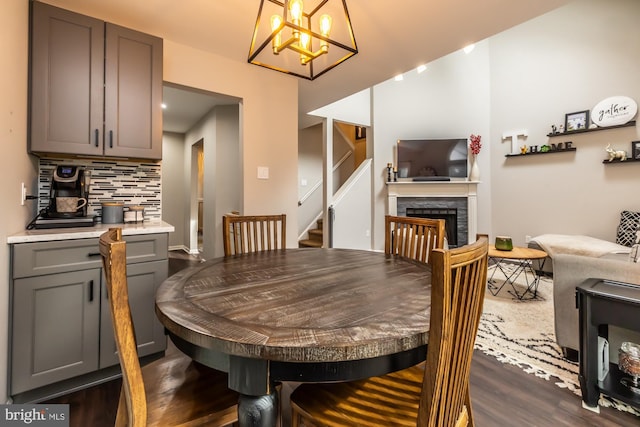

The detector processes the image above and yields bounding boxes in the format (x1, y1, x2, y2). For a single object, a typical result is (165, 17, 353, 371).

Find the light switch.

(257, 166, 269, 179)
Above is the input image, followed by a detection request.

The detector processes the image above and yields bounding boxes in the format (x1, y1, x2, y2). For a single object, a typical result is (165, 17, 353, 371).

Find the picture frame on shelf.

(355, 126, 366, 140)
(565, 110, 590, 132)
(632, 141, 640, 160)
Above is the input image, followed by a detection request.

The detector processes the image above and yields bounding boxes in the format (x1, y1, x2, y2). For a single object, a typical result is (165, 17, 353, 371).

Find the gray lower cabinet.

(10, 234, 168, 400)
(99, 260, 167, 368)
(12, 269, 102, 394)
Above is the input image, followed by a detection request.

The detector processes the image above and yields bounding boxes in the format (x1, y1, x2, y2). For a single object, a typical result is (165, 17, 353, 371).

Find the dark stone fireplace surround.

(398, 197, 468, 248)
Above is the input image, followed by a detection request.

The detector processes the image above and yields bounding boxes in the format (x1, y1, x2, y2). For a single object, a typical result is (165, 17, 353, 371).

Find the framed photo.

(632, 141, 640, 160)
(565, 110, 590, 132)
(355, 126, 366, 140)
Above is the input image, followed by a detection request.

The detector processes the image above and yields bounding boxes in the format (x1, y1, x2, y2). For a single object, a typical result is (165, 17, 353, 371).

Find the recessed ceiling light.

(417, 65, 427, 73)
(463, 44, 475, 54)
(161, 103, 167, 109)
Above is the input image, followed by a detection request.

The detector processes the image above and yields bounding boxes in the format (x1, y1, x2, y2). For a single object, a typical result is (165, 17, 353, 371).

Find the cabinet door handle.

(89, 280, 94, 302)
(94, 129, 99, 147)
(87, 252, 101, 258)
(109, 130, 113, 148)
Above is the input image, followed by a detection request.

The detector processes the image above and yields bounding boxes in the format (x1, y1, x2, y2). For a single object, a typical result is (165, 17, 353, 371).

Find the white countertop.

(7, 221, 175, 244)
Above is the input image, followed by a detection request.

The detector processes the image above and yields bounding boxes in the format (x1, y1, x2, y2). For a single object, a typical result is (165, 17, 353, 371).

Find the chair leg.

(114, 388, 128, 427)
(465, 386, 474, 427)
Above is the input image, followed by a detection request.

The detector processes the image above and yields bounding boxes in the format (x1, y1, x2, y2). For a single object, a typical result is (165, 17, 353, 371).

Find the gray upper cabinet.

(29, 2, 163, 160)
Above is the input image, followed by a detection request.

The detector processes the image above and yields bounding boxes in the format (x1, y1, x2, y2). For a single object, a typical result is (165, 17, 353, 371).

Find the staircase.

(299, 218, 323, 248)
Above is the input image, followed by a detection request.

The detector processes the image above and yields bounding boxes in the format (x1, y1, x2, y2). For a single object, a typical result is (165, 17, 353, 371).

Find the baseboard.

(169, 245, 197, 254)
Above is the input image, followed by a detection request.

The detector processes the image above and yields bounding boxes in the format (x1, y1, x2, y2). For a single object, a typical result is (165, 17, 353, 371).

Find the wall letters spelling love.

(591, 96, 638, 127)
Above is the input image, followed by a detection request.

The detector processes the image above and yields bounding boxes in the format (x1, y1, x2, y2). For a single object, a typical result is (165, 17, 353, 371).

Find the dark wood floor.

(46, 251, 640, 426)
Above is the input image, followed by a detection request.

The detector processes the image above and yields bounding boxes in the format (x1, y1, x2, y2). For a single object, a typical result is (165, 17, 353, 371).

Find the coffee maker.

(33, 165, 96, 228)
(47, 165, 89, 217)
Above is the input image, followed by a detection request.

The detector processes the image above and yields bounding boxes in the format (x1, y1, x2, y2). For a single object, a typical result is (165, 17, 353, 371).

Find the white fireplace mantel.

(386, 180, 479, 245)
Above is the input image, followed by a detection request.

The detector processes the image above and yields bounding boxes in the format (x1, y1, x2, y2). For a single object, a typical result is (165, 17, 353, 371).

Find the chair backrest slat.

(385, 215, 446, 263)
(223, 214, 286, 256)
(99, 228, 147, 427)
(418, 235, 488, 426)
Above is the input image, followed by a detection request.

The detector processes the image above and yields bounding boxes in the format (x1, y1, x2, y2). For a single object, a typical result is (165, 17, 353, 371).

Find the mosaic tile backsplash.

(38, 158, 162, 222)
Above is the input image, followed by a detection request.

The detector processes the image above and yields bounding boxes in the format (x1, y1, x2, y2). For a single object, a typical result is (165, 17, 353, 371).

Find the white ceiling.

(44, 0, 572, 131)
(162, 85, 240, 133)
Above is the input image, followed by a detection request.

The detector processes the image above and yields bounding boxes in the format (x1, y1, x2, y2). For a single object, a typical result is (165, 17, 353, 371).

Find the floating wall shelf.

(547, 121, 636, 137)
(602, 158, 640, 164)
(505, 147, 577, 158)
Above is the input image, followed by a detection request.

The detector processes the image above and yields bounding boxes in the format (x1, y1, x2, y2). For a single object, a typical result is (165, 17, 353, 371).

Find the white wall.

(162, 40, 299, 249)
(298, 125, 324, 235)
(298, 88, 374, 244)
(369, 0, 640, 249)
(1, 0, 34, 404)
(488, 0, 640, 244)
(372, 42, 492, 250)
(332, 161, 373, 250)
(182, 105, 242, 260)
(0, 1, 299, 401)
(162, 132, 187, 249)
(309, 89, 371, 127)
(212, 105, 241, 258)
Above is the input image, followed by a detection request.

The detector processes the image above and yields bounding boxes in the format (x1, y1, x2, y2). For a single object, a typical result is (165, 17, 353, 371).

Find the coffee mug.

(56, 197, 87, 213)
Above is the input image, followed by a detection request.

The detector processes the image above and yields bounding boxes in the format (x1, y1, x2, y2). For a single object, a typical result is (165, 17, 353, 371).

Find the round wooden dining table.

(155, 248, 432, 427)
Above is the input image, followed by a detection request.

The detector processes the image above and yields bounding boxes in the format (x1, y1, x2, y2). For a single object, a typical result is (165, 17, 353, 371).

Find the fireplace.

(399, 197, 467, 248)
(407, 207, 459, 247)
(386, 181, 478, 247)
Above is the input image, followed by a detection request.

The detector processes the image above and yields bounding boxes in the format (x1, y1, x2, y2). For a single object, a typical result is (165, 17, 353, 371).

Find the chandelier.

(248, 0, 358, 80)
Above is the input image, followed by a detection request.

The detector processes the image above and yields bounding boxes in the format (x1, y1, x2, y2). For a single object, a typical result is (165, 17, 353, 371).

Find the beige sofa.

(528, 233, 639, 360)
(553, 252, 640, 360)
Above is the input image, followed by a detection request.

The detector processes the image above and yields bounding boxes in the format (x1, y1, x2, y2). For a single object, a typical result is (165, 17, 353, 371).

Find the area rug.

(475, 264, 640, 416)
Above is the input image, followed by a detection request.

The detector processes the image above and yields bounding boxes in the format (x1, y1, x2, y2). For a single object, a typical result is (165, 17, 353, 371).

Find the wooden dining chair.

(223, 214, 286, 256)
(289, 235, 489, 427)
(385, 215, 446, 263)
(99, 228, 239, 427)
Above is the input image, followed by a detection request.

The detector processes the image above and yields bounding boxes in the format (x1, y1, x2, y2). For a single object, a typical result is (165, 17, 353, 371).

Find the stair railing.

(298, 150, 353, 207)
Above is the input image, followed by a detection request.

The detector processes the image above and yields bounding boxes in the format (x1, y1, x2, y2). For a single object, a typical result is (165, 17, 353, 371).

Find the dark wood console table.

(577, 279, 640, 412)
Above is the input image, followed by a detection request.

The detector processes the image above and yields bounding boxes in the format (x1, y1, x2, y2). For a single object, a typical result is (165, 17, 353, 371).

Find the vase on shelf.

(469, 154, 480, 181)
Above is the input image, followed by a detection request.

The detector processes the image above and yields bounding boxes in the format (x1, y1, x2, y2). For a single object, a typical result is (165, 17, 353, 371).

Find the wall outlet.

(525, 235, 532, 243)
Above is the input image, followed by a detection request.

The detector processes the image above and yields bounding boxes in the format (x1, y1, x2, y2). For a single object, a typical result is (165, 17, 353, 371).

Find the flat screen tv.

(396, 138, 468, 179)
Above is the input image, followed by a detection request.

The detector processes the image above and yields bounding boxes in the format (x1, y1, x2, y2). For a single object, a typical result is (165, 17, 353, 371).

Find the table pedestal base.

(239, 387, 279, 427)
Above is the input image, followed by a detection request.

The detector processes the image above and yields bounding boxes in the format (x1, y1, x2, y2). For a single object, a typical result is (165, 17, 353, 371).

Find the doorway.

(194, 140, 204, 252)
(161, 83, 242, 257)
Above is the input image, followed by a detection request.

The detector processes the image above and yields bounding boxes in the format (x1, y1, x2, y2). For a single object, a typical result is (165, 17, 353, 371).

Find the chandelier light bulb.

(319, 14, 332, 36)
(299, 32, 311, 64)
(271, 14, 282, 31)
(289, 0, 303, 22)
(319, 14, 332, 53)
(270, 15, 283, 52)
